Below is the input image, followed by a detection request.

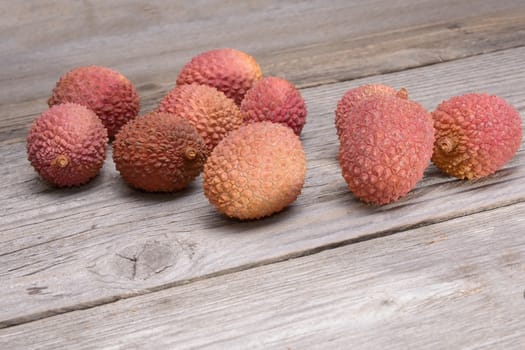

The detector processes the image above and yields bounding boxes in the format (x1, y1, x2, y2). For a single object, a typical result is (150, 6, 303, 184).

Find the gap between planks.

(296, 44, 525, 90)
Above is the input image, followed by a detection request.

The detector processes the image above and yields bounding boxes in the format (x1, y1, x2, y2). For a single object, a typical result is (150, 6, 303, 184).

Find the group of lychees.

(27, 48, 523, 220)
(336, 85, 522, 205)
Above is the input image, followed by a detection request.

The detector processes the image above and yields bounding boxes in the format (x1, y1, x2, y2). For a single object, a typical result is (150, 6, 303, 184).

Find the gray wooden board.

(1, 47, 524, 328)
(2, 0, 525, 144)
(1, 202, 524, 349)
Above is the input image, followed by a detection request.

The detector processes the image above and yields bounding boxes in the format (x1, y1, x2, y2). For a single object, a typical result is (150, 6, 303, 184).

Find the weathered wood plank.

(1, 202, 524, 349)
(2, 0, 525, 144)
(1, 47, 524, 328)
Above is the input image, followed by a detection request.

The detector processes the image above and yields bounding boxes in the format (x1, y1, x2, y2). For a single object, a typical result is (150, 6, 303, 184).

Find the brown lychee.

(113, 112, 207, 192)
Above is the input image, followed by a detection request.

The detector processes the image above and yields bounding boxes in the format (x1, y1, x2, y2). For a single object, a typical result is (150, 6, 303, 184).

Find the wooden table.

(1, 1, 525, 348)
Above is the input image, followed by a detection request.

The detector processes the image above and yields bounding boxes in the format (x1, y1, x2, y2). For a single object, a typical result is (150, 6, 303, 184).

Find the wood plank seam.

(295, 43, 525, 90)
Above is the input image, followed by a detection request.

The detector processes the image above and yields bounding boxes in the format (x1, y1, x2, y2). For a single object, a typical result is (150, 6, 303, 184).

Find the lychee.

(338, 95, 434, 205)
(176, 48, 262, 105)
(241, 77, 307, 135)
(27, 103, 108, 187)
(335, 84, 407, 137)
(113, 112, 207, 192)
(203, 122, 306, 220)
(432, 93, 522, 179)
(157, 83, 244, 152)
(48, 66, 140, 138)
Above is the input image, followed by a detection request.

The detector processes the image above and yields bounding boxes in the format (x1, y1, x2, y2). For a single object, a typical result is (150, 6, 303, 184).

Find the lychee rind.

(176, 48, 262, 106)
(27, 103, 108, 187)
(113, 112, 207, 192)
(48, 66, 140, 138)
(240, 77, 307, 135)
(203, 122, 306, 220)
(157, 83, 244, 152)
(335, 84, 407, 138)
(432, 93, 522, 179)
(338, 95, 434, 205)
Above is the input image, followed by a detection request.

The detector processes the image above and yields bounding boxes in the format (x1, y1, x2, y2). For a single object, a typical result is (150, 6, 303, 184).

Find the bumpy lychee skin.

(432, 93, 522, 179)
(48, 66, 140, 138)
(113, 112, 207, 192)
(176, 48, 262, 105)
(335, 84, 407, 137)
(240, 77, 307, 135)
(27, 103, 108, 187)
(338, 95, 434, 205)
(203, 122, 306, 220)
(157, 83, 244, 152)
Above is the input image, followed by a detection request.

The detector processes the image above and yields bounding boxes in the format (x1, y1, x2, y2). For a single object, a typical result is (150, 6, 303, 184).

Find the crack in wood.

(115, 253, 138, 280)
(107, 241, 178, 281)
(26, 286, 48, 295)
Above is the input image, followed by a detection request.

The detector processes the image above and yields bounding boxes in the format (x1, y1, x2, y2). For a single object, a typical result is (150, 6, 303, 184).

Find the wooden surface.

(2, 203, 524, 349)
(1, 1, 525, 349)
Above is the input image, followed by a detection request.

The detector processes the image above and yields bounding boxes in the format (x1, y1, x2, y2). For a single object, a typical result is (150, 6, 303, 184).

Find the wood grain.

(1, 203, 524, 349)
(1, 47, 524, 328)
(2, 0, 525, 144)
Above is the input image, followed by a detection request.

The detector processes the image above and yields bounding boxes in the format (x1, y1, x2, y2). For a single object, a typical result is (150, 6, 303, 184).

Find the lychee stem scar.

(437, 137, 456, 153)
(396, 88, 408, 100)
(184, 148, 197, 160)
(52, 154, 69, 168)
